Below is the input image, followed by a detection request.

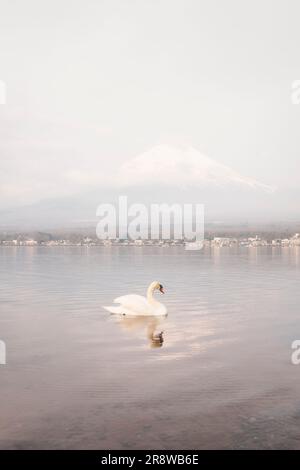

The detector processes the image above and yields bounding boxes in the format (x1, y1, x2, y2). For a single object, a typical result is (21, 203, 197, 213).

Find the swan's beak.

(159, 286, 165, 294)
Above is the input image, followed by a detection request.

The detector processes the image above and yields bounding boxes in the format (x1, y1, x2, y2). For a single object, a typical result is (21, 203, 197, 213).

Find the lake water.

(0, 246, 300, 449)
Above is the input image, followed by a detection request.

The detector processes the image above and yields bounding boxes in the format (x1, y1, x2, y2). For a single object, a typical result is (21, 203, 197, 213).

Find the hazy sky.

(0, 0, 300, 209)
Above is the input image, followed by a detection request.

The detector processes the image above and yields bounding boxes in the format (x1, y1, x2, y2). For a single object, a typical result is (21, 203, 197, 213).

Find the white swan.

(103, 281, 167, 316)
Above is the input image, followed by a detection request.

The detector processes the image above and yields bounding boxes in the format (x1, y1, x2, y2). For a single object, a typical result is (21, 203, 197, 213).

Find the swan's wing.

(113, 294, 150, 315)
(103, 305, 123, 314)
(103, 305, 137, 315)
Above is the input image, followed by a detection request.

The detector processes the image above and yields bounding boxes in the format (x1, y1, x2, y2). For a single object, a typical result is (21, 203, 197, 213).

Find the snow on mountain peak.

(116, 144, 275, 193)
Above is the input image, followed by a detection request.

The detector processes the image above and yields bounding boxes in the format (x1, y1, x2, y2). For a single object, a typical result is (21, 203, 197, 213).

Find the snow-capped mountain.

(0, 144, 284, 230)
(115, 144, 275, 193)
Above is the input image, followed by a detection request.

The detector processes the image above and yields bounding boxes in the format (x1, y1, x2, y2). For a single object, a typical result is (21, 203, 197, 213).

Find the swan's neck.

(147, 285, 157, 304)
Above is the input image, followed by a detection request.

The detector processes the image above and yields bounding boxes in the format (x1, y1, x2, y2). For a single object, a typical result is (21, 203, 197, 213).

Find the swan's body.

(103, 281, 167, 316)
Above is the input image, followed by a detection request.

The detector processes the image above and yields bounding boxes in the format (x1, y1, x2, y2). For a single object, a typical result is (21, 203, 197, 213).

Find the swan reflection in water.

(111, 314, 166, 348)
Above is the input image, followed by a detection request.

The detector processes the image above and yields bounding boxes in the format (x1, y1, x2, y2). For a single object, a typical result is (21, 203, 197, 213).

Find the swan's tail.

(103, 305, 123, 314)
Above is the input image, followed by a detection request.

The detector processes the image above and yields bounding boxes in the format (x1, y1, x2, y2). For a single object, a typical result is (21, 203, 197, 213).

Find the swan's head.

(150, 281, 165, 294)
